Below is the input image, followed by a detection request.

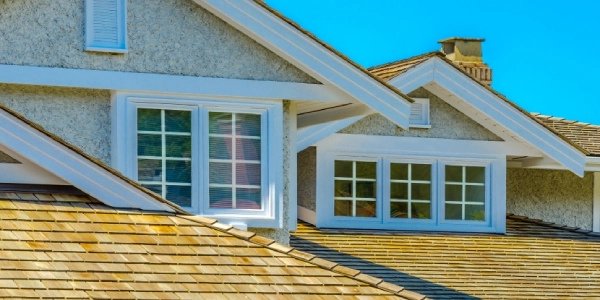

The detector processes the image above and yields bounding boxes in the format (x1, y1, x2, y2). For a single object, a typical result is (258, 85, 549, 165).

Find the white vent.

(85, 0, 127, 53)
(409, 98, 430, 127)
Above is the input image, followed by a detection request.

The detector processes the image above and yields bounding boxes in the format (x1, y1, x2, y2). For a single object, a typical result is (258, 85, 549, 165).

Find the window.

(444, 165, 486, 221)
(334, 160, 377, 217)
(390, 163, 431, 219)
(409, 98, 430, 128)
(85, 0, 128, 53)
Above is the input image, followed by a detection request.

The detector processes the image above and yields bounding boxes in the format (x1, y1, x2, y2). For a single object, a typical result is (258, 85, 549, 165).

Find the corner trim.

(594, 172, 600, 232)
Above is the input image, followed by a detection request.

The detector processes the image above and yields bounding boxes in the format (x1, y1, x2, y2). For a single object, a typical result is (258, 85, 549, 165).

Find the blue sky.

(266, 0, 600, 124)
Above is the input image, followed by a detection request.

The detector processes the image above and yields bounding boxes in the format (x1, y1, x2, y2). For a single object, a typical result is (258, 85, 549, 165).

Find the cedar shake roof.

(532, 113, 600, 156)
(291, 217, 600, 299)
(0, 192, 426, 300)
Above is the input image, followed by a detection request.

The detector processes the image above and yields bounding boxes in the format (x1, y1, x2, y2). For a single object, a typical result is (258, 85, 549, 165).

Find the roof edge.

(507, 214, 600, 237)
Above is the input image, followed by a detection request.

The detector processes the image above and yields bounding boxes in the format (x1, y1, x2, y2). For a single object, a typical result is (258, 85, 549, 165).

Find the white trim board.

(297, 116, 365, 152)
(192, 0, 412, 129)
(593, 172, 600, 232)
(0, 64, 351, 103)
(0, 108, 175, 212)
(297, 205, 316, 226)
(0, 146, 68, 185)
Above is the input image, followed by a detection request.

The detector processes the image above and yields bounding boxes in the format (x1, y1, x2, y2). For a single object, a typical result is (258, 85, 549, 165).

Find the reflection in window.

(445, 165, 485, 221)
(390, 163, 431, 219)
(334, 160, 377, 217)
(137, 108, 192, 207)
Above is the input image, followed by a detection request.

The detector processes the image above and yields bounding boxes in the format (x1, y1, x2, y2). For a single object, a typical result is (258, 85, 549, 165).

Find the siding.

(297, 146, 317, 211)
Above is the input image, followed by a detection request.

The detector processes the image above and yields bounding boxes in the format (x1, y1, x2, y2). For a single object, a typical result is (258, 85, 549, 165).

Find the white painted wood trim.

(192, 0, 411, 129)
(297, 116, 365, 152)
(0, 109, 173, 212)
(297, 104, 373, 128)
(288, 102, 298, 231)
(0, 146, 68, 185)
(0, 64, 351, 103)
(85, 0, 128, 53)
(297, 205, 316, 226)
(388, 58, 435, 93)
(593, 172, 600, 232)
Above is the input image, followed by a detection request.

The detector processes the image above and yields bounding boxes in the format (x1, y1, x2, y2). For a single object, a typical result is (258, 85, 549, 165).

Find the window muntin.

(208, 112, 262, 210)
(137, 108, 192, 207)
(334, 160, 377, 217)
(444, 165, 486, 221)
(390, 163, 432, 219)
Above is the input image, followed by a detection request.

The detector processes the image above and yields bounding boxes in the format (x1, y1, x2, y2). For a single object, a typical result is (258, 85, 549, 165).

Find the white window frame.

(112, 92, 283, 228)
(409, 98, 430, 128)
(85, 0, 128, 53)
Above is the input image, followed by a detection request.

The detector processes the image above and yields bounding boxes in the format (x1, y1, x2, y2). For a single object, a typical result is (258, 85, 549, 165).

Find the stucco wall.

(339, 87, 502, 141)
(297, 147, 317, 211)
(0, 151, 19, 164)
(0, 84, 112, 164)
(507, 168, 594, 230)
(0, 0, 317, 84)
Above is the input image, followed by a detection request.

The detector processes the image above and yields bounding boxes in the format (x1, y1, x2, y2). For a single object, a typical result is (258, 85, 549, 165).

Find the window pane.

(465, 204, 485, 221)
(412, 202, 431, 219)
(235, 114, 261, 137)
(390, 163, 408, 180)
(446, 165, 463, 182)
(445, 203, 462, 220)
(236, 188, 262, 209)
(445, 184, 462, 202)
(334, 200, 352, 216)
(411, 183, 431, 201)
(465, 185, 485, 203)
(166, 135, 191, 158)
(142, 184, 162, 195)
(209, 187, 233, 208)
(166, 185, 191, 207)
(390, 182, 408, 199)
(356, 181, 376, 198)
(209, 112, 232, 134)
(165, 110, 191, 132)
(236, 138, 261, 161)
(412, 164, 431, 181)
(356, 201, 376, 217)
(466, 166, 485, 184)
(138, 134, 162, 157)
(209, 162, 232, 184)
(138, 159, 162, 182)
(236, 163, 261, 186)
(334, 180, 353, 197)
(137, 109, 161, 132)
(356, 161, 376, 179)
(209, 137, 231, 159)
(390, 202, 408, 218)
(335, 161, 353, 178)
(166, 160, 191, 183)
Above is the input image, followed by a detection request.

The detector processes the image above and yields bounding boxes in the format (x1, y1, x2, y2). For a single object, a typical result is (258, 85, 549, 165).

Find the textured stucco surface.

(0, 151, 19, 164)
(249, 100, 292, 245)
(0, 84, 111, 164)
(0, 0, 318, 84)
(507, 168, 594, 230)
(339, 87, 502, 141)
(297, 147, 317, 211)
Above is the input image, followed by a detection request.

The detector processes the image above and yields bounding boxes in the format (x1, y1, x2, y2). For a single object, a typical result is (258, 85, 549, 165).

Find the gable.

(339, 87, 503, 141)
(0, 0, 318, 83)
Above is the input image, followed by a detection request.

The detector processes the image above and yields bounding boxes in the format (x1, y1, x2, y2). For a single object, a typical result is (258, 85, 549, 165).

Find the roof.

(0, 192, 426, 299)
(292, 217, 600, 299)
(437, 37, 486, 43)
(532, 113, 600, 156)
(368, 52, 591, 156)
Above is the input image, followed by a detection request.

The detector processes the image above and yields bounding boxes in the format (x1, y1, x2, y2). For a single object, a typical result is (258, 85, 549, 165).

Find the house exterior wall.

(506, 168, 594, 230)
(0, 0, 317, 84)
(297, 146, 317, 211)
(339, 87, 502, 141)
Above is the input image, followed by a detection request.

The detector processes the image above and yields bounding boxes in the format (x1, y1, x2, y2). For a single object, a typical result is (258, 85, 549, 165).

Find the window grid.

(445, 166, 485, 220)
(334, 161, 376, 217)
(390, 164, 431, 219)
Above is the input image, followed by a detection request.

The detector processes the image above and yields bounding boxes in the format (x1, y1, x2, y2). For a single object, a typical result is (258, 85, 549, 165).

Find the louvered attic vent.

(409, 98, 430, 128)
(85, 0, 127, 53)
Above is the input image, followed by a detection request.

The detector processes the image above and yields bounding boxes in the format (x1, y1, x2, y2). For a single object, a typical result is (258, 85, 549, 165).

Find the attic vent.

(409, 98, 430, 128)
(85, 0, 127, 53)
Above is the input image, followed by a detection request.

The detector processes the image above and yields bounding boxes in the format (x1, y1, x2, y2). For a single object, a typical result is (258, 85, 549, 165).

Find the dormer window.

(409, 98, 430, 128)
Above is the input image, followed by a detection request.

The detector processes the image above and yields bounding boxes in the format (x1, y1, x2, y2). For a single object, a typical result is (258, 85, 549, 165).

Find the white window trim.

(112, 92, 283, 228)
(409, 98, 430, 128)
(85, 0, 128, 53)
(330, 156, 381, 221)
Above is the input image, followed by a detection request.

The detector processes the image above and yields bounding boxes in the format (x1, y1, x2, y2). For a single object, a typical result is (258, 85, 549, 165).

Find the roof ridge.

(367, 51, 443, 71)
(177, 215, 428, 300)
(506, 213, 600, 237)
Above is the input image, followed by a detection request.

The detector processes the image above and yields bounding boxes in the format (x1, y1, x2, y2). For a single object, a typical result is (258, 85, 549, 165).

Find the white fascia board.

(297, 104, 373, 128)
(430, 57, 586, 176)
(297, 115, 365, 152)
(0, 109, 174, 212)
(193, 0, 411, 129)
(0, 64, 349, 103)
(388, 58, 436, 94)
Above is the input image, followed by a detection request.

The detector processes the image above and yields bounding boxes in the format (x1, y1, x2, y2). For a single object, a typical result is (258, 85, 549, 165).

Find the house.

(0, 0, 598, 299)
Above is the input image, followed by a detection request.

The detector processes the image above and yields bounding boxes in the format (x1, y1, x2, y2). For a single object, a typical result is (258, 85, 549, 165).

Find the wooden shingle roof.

(291, 218, 600, 299)
(0, 192, 426, 300)
(532, 113, 600, 156)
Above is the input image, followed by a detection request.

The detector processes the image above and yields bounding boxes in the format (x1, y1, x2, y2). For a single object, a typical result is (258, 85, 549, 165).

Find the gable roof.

(533, 113, 600, 156)
(292, 217, 600, 299)
(0, 191, 425, 299)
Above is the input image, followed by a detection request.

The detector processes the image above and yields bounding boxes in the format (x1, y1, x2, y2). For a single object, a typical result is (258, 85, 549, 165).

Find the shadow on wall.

(290, 236, 479, 300)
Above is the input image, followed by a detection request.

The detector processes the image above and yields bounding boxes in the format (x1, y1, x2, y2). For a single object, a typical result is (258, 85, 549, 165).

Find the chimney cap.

(438, 37, 485, 43)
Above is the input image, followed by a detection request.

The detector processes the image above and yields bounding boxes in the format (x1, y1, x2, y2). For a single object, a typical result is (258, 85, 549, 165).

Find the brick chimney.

(438, 37, 492, 85)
